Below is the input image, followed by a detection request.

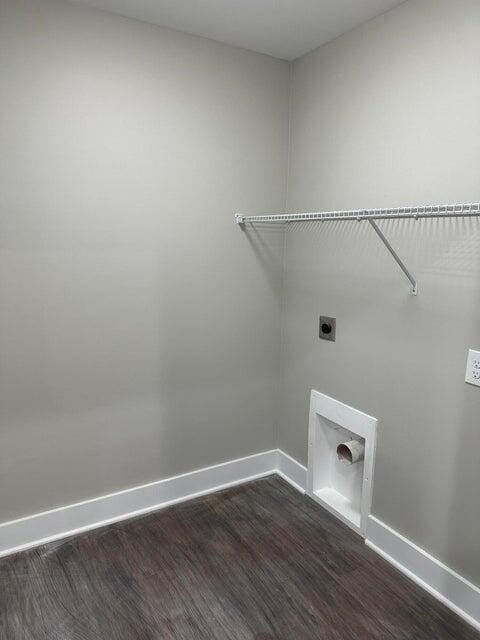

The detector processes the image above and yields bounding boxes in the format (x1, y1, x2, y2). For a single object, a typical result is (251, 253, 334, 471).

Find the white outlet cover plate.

(465, 349, 480, 387)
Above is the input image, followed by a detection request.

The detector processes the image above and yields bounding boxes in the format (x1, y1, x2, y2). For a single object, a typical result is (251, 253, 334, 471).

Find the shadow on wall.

(243, 223, 285, 295)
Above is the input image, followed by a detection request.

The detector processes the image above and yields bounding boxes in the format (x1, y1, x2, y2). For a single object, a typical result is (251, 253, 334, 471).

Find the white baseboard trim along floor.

(0, 449, 280, 558)
(0, 448, 478, 631)
(366, 516, 480, 632)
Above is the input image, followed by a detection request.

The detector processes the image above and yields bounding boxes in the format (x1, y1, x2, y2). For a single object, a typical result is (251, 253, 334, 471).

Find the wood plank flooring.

(0, 475, 478, 639)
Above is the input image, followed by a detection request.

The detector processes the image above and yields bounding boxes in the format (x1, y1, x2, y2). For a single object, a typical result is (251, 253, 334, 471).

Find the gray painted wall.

(0, 0, 289, 521)
(280, 0, 480, 586)
(2, 0, 479, 591)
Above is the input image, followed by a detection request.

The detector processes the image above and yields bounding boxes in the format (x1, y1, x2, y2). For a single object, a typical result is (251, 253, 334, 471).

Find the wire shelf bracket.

(235, 202, 480, 296)
(368, 220, 417, 295)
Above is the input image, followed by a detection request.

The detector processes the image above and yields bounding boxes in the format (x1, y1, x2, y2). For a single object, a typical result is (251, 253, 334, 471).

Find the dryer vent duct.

(337, 440, 365, 465)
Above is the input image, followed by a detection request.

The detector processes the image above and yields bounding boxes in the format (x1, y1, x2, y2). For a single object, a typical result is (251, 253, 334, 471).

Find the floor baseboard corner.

(276, 449, 307, 493)
(0, 449, 279, 559)
(0, 448, 307, 560)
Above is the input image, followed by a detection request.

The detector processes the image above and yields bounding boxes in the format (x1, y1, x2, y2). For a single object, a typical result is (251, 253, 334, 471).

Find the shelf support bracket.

(368, 219, 417, 295)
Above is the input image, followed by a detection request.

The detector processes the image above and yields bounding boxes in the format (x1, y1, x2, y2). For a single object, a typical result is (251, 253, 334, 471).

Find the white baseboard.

(3, 448, 478, 635)
(366, 515, 480, 632)
(276, 449, 307, 493)
(0, 449, 279, 558)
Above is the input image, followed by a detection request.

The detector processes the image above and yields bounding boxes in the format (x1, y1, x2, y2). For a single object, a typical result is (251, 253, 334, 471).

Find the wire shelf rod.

(235, 202, 480, 225)
(235, 202, 480, 296)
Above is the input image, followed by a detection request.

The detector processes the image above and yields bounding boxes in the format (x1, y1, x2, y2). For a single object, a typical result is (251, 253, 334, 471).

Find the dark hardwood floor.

(0, 475, 477, 639)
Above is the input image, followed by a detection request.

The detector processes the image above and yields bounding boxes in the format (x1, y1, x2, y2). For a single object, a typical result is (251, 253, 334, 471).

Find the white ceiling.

(71, 0, 407, 60)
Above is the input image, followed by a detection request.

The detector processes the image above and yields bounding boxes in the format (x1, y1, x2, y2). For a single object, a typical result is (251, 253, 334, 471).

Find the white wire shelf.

(235, 202, 480, 225)
(234, 202, 480, 296)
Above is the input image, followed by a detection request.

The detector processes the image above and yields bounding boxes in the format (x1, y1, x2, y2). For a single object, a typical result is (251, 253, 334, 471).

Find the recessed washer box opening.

(307, 390, 378, 537)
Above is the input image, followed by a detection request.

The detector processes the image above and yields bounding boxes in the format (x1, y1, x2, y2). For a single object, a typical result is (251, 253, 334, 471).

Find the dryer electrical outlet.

(465, 349, 480, 387)
(319, 316, 336, 341)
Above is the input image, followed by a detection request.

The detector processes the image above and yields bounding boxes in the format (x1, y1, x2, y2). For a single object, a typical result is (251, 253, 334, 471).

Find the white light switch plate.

(465, 349, 480, 386)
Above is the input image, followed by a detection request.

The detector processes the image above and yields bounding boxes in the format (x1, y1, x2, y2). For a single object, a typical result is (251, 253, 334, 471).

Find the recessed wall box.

(319, 316, 336, 341)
